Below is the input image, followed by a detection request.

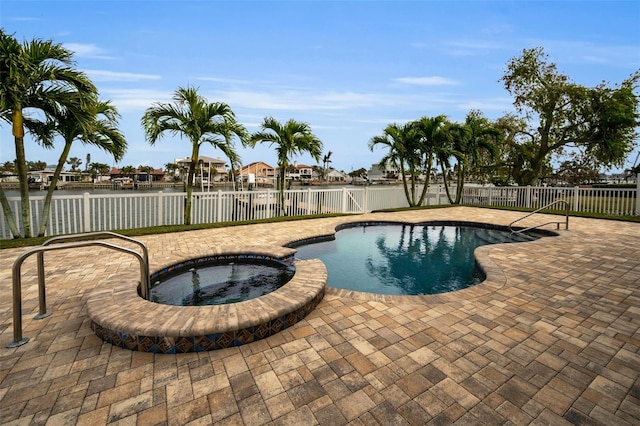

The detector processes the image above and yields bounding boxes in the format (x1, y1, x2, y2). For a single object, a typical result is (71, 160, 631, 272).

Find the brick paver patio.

(1, 207, 639, 425)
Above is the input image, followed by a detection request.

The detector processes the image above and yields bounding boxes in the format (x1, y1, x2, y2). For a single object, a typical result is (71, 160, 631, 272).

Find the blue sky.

(2, 0, 639, 174)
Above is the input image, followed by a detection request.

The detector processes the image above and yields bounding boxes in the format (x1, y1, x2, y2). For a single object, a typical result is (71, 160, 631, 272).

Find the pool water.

(150, 260, 295, 306)
(294, 224, 534, 295)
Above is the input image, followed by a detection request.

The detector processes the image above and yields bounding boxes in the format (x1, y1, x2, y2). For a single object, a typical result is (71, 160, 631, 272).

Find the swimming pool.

(293, 223, 543, 295)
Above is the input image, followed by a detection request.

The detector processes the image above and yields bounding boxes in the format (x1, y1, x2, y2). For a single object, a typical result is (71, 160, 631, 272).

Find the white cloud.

(100, 89, 173, 112)
(84, 69, 162, 82)
(395, 76, 460, 86)
(457, 97, 514, 113)
(64, 42, 114, 59)
(216, 89, 409, 111)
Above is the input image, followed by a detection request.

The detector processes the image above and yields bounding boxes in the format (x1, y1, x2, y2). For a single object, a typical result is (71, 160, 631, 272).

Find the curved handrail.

(509, 200, 569, 235)
(32, 232, 150, 322)
(8, 241, 148, 348)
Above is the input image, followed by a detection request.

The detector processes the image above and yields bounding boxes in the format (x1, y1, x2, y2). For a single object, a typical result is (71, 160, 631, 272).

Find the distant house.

(367, 163, 399, 181)
(174, 156, 227, 183)
(239, 162, 276, 187)
(110, 167, 165, 182)
(28, 165, 87, 186)
(326, 168, 347, 182)
(599, 172, 637, 185)
(291, 163, 313, 181)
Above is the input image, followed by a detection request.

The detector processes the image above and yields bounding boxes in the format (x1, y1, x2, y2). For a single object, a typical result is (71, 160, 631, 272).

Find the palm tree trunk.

(440, 163, 455, 204)
(416, 156, 433, 206)
(184, 145, 200, 225)
(14, 117, 32, 238)
(454, 165, 465, 205)
(399, 161, 413, 207)
(278, 168, 286, 216)
(0, 186, 21, 238)
(38, 141, 72, 236)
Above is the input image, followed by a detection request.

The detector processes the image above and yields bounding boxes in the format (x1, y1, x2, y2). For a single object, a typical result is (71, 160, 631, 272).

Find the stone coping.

(86, 252, 326, 352)
(86, 218, 555, 351)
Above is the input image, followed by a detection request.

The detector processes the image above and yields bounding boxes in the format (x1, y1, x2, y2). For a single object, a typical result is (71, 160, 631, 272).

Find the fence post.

(363, 186, 369, 213)
(157, 191, 164, 226)
(525, 186, 532, 209)
(83, 192, 91, 232)
(636, 173, 640, 216)
(573, 187, 579, 212)
(342, 187, 347, 213)
(217, 190, 223, 222)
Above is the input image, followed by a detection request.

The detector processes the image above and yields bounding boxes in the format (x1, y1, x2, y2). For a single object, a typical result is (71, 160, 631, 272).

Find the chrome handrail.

(509, 200, 570, 235)
(7, 236, 150, 348)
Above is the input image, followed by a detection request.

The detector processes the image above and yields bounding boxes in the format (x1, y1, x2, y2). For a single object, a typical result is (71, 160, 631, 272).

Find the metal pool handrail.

(509, 200, 570, 235)
(8, 238, 149, 348)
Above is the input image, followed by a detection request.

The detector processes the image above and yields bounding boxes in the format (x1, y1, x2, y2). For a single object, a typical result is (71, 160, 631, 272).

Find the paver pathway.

(1, 207, 639, 425)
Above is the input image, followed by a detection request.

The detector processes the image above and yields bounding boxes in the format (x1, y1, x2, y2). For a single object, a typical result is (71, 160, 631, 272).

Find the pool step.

(473, 228, 537, 245)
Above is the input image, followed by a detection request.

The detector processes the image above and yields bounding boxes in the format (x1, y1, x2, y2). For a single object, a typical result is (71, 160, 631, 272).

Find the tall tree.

(38, 99, 126, 236)
(142, 86, 241, 225)
(370, 116, 448, 207)
(66, 157, 82, 172)
(0, 30, 97, 238)
(322, 151, 333, 182)
(439, 111, 499, 204)
(217, 118, 250, 190)
(500, 47, 639, 185)
(88, 162, 111, 181)
(369, 122, 416, 205)
(250, 117, 323, 215)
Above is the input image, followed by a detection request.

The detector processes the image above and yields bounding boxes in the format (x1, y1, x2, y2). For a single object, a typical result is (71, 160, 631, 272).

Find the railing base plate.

(7, 338, 29, 348)
(34, 312, 52, 320)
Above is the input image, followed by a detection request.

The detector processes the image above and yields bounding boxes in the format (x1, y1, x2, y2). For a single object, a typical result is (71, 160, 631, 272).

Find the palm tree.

(369, 122, 417, 205)
(38, 99, 126, 236)
(370, 116, 448, 207)
(410, 115, 448, 205)
(217, 119, 250, 190)
(322, 150, 333, 183)
(120, 165, 136, 178)
(142, 86, 241, 225)
(250, 117, 323, 215)
(0, 30, 97, 238)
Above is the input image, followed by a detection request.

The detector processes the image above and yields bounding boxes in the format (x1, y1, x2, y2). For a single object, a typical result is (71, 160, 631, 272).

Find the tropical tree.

(555, 151, 602, 186)
(66, 157, 82, 172)
(142, 86, 242, 225)
(138, 165, 155, 183)
(500, 47, 639, 185)
(0, 30, 97, 238)
(439, 111, 499, 204)
(164, 162, 180, 181)
(88, 162, 111, 181)
(322, 150, 333, 182)
(250, 117, 323, 215)
(27, 160, 47, 171)
(349, 168, 368, 179)
(120, 165, 136, 178)
(370, 116, 448, 207)
(37, 99, 126, 236)
(216, 117, 250, 190)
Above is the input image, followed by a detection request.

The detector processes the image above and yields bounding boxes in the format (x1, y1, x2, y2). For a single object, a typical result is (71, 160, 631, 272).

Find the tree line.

(2, 29, 638, 238)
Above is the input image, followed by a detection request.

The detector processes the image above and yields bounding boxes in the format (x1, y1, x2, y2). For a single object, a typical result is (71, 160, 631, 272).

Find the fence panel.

(1, 184, 637, 239)
(462, 185, 638, 216)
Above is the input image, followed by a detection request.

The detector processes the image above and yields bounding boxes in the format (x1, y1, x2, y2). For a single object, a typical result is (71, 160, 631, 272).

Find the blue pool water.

(150, 259, 295, 306)
(294, 224, 536, 295)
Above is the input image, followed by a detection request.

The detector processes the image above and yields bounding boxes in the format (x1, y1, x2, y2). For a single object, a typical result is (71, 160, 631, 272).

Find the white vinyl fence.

(0, 186, 448, 239)
(2, 184, 637, 240)
(462, 185, 639, 216)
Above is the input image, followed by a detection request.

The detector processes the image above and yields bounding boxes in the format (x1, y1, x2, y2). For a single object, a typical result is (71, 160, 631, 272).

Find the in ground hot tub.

(87, 250, 326, 353)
